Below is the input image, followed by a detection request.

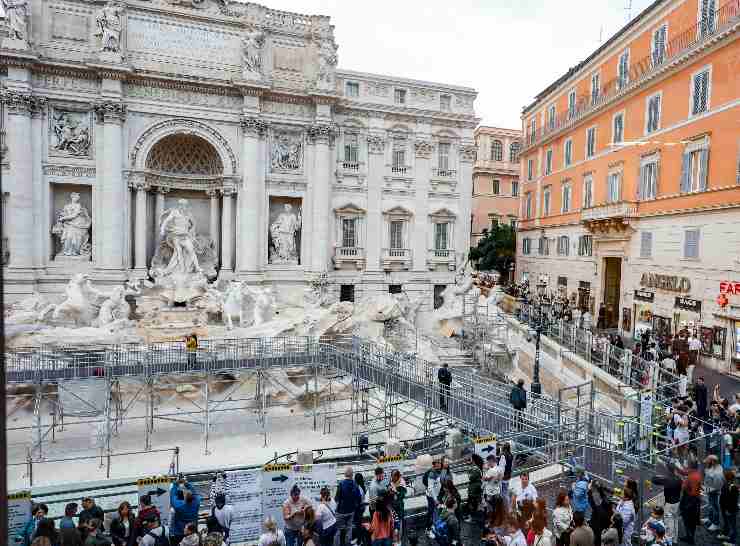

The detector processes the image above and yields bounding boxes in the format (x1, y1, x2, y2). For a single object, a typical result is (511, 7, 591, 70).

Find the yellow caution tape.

(264, 464, 292, 472)
(136, 476, 172, 487)
(8, 491, 32, 501)
(474, 435, 497, 443)
(377, 455, 404, 463)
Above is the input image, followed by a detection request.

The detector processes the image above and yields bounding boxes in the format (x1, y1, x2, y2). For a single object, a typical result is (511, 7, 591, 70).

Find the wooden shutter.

(698, 148, 709, 190)
(638, 164, 646, 200)
(680, 152, 691, 192)
(684, 229, 700, 259)
(640, 231, 652, 258)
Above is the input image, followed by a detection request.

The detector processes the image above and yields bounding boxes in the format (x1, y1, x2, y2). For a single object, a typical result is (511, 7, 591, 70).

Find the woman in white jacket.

(552, 489, 573, 546)
(615, 490, 635, 546)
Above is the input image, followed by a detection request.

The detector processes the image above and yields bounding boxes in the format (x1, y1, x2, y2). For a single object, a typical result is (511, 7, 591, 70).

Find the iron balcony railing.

(342, 161, 360, 171)
(383, 247, 411, 259)
(429, 248, 454, 258)
(432, 168, 457, 178)
(334, 246, 364, 258)
(522, 0, 740, 152)
(580, 201, 638, 222)
(391, 165, 409, 175)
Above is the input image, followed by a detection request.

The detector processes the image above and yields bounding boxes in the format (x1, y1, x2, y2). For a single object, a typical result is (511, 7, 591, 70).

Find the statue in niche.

(2, 0, 29, 42)
(52, 192, 92, 258)
(95, 3, 123, 52)
(315, 40, 338, 92)
(269, 203, 301, 264)
(53, 113, 91, 156)
(271, 133, 302, 170)
(241, 28, 265, 79)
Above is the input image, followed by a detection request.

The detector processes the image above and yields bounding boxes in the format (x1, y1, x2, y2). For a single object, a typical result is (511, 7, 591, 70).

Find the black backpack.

(438, 367, 452, 385)
(146, 529, 169, 546)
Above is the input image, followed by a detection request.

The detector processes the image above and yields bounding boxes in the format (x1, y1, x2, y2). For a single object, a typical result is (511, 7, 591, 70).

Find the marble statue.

(316, 40, 338, 92)
(39, 273, 107, 327)
(2, 0, 29, 42)
(95, 3, 123, 52)
(252, 286, 275, 326)
(156, 199, 202, 277)
(241, 28, 264, 79)
(52, 193, 92, 258)
(222, 281, 247, 330)
(271, 133, 302, 170)
(97, 286, 131, 326)
(53, 113, 91, 156)
(269, 203, 301, 264)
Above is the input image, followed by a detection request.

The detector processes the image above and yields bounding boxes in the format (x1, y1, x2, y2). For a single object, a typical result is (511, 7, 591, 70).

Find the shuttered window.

(646, 94, 661, 134)
(491, 140, 503, 161)
(562, 184, 572, 213)
(652, 25, 667, 65)
(684, 229, 700, 259)
(344, 133, 359, 162)
(640, 231, 653, 258)
(525, 192, 532, 218)
(618, 50, 630, 89)
(613, 112, 624, 144)
(586, 127, 596, 158)
(591, 73, 600, 104)
(509, 142, 520, 162)
(607, 173, 621, 203)
(567, 91, 577, 119)
(557, 236, 570, 256)
(545, 149, 553, 175)
(691, 69, 710, 115)
(564, 139, 573, 166)
(578, 235, 593, 257)
(527, 159, 534, 180)
(583, 175, 593, 208)
(639, 158, 658, 200)
(548, 104, 556, 130)
(438, 142, 450, 170)
(543, 186, 551, 216)
(680, 141, 709, 193)
(522, 238, 532, 255)
(700, 0, 717, 37)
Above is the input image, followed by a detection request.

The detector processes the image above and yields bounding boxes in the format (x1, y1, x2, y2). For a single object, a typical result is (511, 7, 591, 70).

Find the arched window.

(490, 139, 503, 161)
(509, 141, 521, 162)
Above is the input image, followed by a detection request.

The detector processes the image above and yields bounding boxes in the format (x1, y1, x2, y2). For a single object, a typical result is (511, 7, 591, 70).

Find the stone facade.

(0, 1, 478, 308)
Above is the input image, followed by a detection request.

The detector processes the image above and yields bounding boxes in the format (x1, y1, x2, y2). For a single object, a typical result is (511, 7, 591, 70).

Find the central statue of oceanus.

(150, 199, 217, 305)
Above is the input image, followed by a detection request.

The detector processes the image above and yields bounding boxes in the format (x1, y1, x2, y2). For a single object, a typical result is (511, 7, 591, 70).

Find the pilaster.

(238, 115, 268, 273)
(220, 186, 235, 273)
(365, 133, 386, 271)
(457, 143, 476, 264)
(206, 188, 220, 260)
(413, 139, 433, 271)
(130, 176, 149, 270)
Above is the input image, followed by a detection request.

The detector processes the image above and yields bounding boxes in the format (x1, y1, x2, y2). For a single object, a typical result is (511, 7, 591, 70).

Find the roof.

(522, 0, 668, 115)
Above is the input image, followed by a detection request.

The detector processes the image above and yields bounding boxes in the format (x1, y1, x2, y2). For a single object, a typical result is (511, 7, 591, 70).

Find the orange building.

(517, 0, 740, 372)
(471, 126, 521, 245)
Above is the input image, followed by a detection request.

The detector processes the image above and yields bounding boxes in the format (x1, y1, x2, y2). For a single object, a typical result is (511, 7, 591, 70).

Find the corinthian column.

(4, 92, 45, 269)
(206, 188, 220, 259)
(154, 186, 170, 242)
(308, 123, 336, 272)
(221, 187, 235, 273)
(238, 115, 268, 274)
(95, 101, 127, 269)
(131, 178, 149, 270)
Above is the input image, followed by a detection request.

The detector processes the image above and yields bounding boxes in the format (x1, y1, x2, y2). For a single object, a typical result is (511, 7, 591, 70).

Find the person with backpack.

(438, 363, 452, 412)
(423, 458, 443, 538)
(139, 516, 168, 546)
(207, 494, 233, 544)
(133, 495, 160, 542)
(170, 476, 201, 546)
(18, 503, 49, 546)
(434, 497, 460, 546)
(465, 454, 484, 523)
(314, 487, 338, 546)
(335, 467, 361, 546)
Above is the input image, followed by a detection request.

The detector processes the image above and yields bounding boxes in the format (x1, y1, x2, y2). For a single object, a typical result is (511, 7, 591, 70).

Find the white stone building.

(0, 1, 477, 308)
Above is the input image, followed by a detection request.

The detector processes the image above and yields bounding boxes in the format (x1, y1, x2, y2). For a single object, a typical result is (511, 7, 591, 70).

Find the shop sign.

(640, 273, 691, 293)
(720, 281, 740, 295)
(675, 296, 701, 313)
(634, 290, 654, 302)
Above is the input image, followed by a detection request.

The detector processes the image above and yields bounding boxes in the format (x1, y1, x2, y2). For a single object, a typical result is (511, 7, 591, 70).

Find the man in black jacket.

(510, 380, 527, 429)
(694, 376, 708, 419)
(438, 363, 452, 412)
(587, 481, 612, 546)
(79, 497, 105, 533)
(652, 463, 682, 540)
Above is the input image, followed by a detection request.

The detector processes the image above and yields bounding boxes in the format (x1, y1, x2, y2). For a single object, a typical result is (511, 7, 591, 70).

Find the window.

(646, 93, 661, 134)
(578, 235, 593, 257)
(684, 228, 700, 259)
(511, 180, 519, 196)
(510, 218, 517, 229)
(640, 231, 653, 258)
(564, 139, 573, 167)
(525, 192, 532, 219)
(562, 183, 572, 213)
(607, 172, 621, 203)
(528, 119, 537, 145)
(490, 139, 503, 161)
(390, 220, 404, 249)
(492, 179, 500, 195)
(522, 237, 532, 255)
(567, 90, 577, 119)
(583, 174, 593, 208)
(547, 104, 556, 130)
(394, 88, 406, 104)
(618, 49, 630, 89)
(344, 133, 359, 163)
(538, 236, 549, 256)
(433, 285, 446, 309)
(490, 216, 499, 228)
(545, 148, 553, 175)
(527, 159, 534, 181)
(543, 185, 551, 216)
(345, 81, 359, 97)
(440, 95, 451, 112)
(591, 72, 600, 104)
(586, 127, 596, 158)
(509, 141, 520, 162)
(340, 284, 355, 302)
(438, 142, 451, 170)
(557, 236, 570, 256)
(639, 155, 659, 200)
(691, 67, 711, 116)
(392, 137, 406, 170)
(389, 284, 403, 294)
(557, 276, 568, 289)
(680, 139, 709, 193)
(652, 24, 667, 65)
(612, 112, 624, 144)
(342, 218, 357, 248)
(699, 0, 717, 37)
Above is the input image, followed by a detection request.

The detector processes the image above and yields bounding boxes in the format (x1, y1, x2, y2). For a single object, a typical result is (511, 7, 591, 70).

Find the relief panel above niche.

(50, 6, 90, 42)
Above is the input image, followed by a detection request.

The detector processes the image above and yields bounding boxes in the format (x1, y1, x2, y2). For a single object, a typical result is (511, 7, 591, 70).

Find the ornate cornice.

(307, 123, 337, 145)
(95, 101, 127, 124)
(241, 115, 269, 138)
(2, 91, 47, 116)
(366, 134, 386, 155)
(414, 139, 434, 159)
(459, 144, 477, 163)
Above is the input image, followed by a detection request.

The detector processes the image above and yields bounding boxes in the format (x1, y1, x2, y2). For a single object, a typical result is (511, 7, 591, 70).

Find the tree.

(468, 223, 516, 279)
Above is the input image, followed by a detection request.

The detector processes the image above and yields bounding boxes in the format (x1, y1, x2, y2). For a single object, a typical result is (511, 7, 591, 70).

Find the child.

(301, 525, 316, 546)
(641, 507, 666, 543)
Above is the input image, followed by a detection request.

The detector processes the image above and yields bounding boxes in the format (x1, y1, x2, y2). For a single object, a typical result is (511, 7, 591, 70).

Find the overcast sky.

(264, 0, 656, 130)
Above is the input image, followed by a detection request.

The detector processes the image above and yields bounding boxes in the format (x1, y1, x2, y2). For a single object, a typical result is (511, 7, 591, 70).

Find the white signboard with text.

(226, 469, 262, 543)
(137, 476, 173, 529)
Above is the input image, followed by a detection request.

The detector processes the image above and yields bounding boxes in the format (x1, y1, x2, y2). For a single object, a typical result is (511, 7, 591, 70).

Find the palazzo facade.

(0, 0, 478, 307)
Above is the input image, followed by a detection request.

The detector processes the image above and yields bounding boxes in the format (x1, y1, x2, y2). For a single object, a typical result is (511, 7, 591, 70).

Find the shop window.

(700, 326, 726, 359)
(340, 284, 355, 302)
(388, 284, 402, 294)
(434, 285, 446, 310)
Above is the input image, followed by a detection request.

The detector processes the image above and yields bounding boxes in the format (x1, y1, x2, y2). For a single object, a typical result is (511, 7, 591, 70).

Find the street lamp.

(530, 276, 550, 396)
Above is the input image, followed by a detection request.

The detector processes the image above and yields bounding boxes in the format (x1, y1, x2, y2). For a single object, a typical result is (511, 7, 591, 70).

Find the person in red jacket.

(133, 495, 160, 541)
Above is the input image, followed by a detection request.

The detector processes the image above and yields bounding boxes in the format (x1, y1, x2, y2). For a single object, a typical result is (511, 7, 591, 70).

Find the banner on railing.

(375, 454, 406, 477)
(225, 469, 262, 543)
(137, 476, 173, 529)
(473, 435, 497, 458)
(8, 490, 31, 546)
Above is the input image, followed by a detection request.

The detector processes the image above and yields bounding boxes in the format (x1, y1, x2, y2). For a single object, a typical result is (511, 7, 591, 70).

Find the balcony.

(333, 246, 365, 270)
(473, 159, 519, 175)
(427, 248, 456, 271)
(581, 201, 637, 235)
(342, 161, 360, 172)
(391, 165, 409, 176)
(432, 168, 457, 178)
(382, 248, 412, 271)
(521, 0, 740, 152)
